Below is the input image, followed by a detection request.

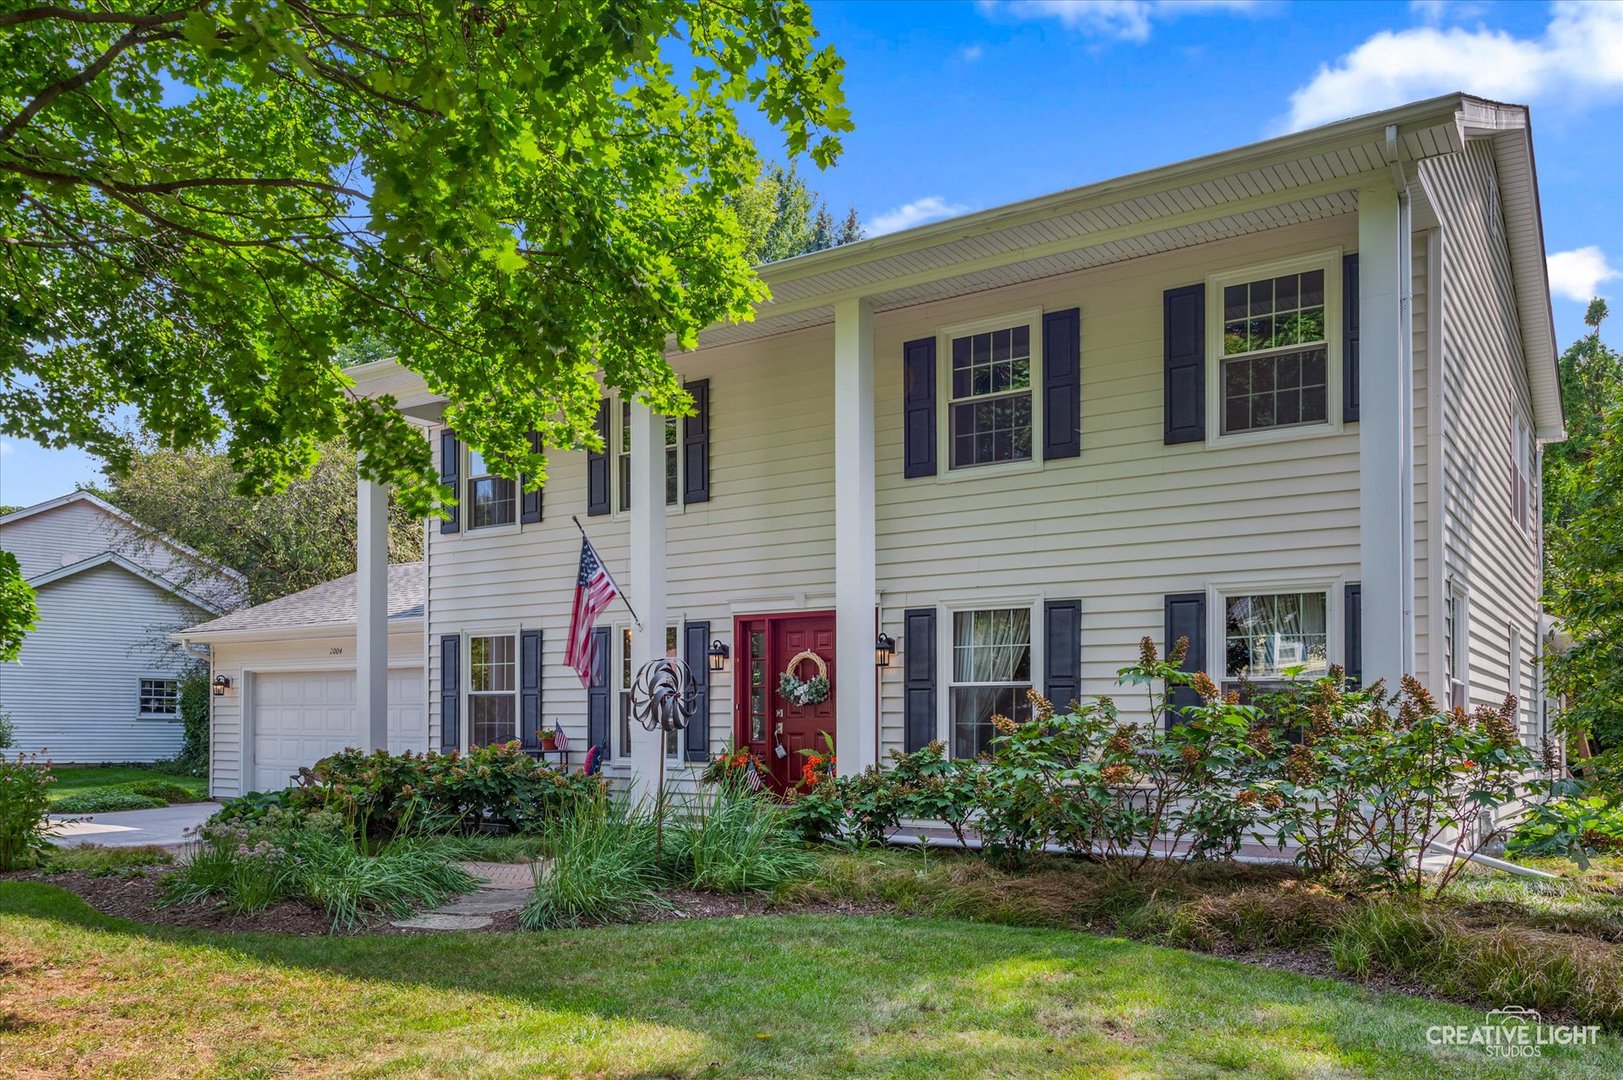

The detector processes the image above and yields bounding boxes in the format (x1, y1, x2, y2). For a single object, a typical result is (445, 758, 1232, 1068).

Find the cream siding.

(1420, 142, 1543, 740)
(0, 563, 207, 762)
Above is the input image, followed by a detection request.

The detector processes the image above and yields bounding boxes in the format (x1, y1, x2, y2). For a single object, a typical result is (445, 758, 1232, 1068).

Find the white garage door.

(251, 668, 424, 791)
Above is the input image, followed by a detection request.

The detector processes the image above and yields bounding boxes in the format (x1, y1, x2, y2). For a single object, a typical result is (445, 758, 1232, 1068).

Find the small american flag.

(744, 759, 763, 792)
(565, 536, 623, 688)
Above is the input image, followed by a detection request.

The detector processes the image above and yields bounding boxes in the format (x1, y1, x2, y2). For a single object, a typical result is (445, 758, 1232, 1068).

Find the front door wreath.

(777, 649, 831, 706)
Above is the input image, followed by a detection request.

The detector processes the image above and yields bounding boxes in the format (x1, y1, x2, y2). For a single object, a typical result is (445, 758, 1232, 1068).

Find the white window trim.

(1444, 578, 1471, 708)
(1509, 626, 1525, 732)
(1512, 408, 1535, 538)
(137, 675, 181, 720)
(1206, 575, 1345, 684)
(610, 620, 684, 769)
(610, 397, 684, 518)
(935, 308, 1045, 482)
(1204, 250, 1344, 449)
(462, 446, 520, 536)
(935, 596, 1044, 755)
(463, 628, 520, 747)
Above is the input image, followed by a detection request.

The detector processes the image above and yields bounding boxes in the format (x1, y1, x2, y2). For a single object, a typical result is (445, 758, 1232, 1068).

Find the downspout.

(1535, 443, 1551, 765)
(1388, 125, 1417, 675)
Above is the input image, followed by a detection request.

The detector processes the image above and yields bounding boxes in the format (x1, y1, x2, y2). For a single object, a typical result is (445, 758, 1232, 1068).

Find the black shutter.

(1043, 600, 1082, 708)
(683, 621, 711, 761)
(586, 625, 610, 754)
(1163, 284, 1206, 444)
(902, 337, 937, 478)
(1042, 308, 1082, 460)
(439, 634, 461, 751)
(520, 629, 543, 750)
(1343, 253, 1360, 424)
(520, 429, 543, 524)
(1344, 582, 1362, 687)
(586, 398, 611, 516)
(903, 608, 937, 752)
(439, 430, 461, 534)
(1164, 593, 1207, 725)
(683, 379, 710, 504)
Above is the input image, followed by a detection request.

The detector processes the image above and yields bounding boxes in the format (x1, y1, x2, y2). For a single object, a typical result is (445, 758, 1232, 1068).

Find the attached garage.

(177, 562, 426, 798)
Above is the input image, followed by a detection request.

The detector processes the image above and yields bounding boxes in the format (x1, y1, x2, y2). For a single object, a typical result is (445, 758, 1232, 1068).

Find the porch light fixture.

(875, 633, 897, 668)
(212, 675, 232, 696)
(707, 639, 730, 673)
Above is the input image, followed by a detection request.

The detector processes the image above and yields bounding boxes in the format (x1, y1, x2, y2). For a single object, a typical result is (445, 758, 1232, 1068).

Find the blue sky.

(3, 0, 1619, 507)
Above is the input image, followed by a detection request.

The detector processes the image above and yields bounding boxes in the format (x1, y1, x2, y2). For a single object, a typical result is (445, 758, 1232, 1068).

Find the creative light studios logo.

(1427, 1006, 1601, 1059)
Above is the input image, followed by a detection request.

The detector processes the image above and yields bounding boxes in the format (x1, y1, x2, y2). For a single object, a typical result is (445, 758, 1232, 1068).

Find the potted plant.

(540, 728, 559, 751)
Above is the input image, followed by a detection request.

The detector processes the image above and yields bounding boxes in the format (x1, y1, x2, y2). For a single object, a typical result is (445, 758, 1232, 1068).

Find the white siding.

(0, 563, 207, 762)
(1421, 142, 1542, 740)
(207, 630, 423, 797)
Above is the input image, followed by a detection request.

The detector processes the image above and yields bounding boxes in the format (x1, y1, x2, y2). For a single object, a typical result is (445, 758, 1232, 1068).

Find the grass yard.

(46, 764, 207, 805)
(3, 882, 1620, 1078)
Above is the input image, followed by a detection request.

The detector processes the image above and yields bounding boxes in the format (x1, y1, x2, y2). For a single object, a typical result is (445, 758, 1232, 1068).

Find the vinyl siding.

(0, 563, 207, 762)
(426, 214, 1398, 778)
(1421, 142, 1543, 741)
(206, 630, 424, 797)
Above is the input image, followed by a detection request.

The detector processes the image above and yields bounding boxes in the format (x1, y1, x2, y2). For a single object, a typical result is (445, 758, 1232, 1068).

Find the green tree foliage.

(1, 1, 851, 518)
(100, 440, 422, 608)
(1544, 300, 1623, 747)
(729, 162, 863, 266)
(0, 551, 36, 663)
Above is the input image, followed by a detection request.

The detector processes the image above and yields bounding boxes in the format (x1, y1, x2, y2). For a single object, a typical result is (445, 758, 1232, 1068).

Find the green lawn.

(2, 882, 1619, 1078)
(46, 764, 208, 805)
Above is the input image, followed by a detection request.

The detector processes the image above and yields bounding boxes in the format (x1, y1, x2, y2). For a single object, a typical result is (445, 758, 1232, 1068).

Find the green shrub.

(520, 794, 666, 929)
(125, 779, 204, 803)
(214, 787, 296, 825)
(1509, 795, 1623, 861)
(165, 805, 477, 931)
(668, 786, 816, 893)
(52, 788, 166, 813)
(0, 751, 54, 871)
(45, 843, 173, 876)
(0, 708, 14, 749)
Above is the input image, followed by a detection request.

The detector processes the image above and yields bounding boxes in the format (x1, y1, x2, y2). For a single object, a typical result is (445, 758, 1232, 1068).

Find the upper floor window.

(1222, 591, 1328, 686)
(949, 607, 1032, 757)
(1512, 411, 1535, 535)
(949, 323, 1034, 469)
(467, 449, 516, 529)
(468, 634, 516, 746)
(138, 678, 179, 718)
(616, 400, 679, 512)
(1219, 268, 1329, 434)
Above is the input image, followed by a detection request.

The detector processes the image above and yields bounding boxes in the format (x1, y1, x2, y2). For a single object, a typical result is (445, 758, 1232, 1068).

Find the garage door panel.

(251, 668, 424, 791)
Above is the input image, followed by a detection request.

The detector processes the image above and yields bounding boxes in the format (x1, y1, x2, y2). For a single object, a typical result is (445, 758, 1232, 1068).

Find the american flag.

(744, 759, 763, 792)
(564, 536, 623, 687)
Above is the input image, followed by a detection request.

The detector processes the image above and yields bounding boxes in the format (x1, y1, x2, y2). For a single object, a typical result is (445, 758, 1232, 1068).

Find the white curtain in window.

(952, 608, 1032, 733)
(1225, 593, 1327, 678)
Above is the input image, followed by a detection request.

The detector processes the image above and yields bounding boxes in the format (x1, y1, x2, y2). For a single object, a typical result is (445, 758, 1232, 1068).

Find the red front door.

(735, 612, 836, 792)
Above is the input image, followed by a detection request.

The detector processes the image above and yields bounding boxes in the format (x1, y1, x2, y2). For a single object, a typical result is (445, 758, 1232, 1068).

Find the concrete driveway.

(48, 801, 221, 849)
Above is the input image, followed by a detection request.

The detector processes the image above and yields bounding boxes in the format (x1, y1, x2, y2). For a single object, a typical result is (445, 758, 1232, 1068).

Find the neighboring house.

(209, 93, 1565, 802)
(176, 562, 424, 794)
(0, 492, 246, 762)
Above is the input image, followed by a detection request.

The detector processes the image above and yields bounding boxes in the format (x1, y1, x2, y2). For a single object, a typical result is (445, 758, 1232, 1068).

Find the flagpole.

(572, 515, 643, 630)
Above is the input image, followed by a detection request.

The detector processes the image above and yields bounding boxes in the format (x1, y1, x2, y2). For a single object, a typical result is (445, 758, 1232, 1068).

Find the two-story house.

(202, 93, 1563, 801)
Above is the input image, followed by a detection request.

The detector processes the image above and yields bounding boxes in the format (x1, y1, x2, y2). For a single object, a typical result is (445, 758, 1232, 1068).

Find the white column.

(1358, 182, 1405, 687)
(357, 472, 390, 750)
(834, 297, 878, 775)
(627, 399, 667, 802)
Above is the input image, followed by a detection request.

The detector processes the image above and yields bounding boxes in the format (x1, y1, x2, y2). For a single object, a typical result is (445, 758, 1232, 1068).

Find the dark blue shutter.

(683, 379, 710, 504)
(586, 625, 610, 754)
(903, 337, 937, 478)
(520, 629, 543, 750)
(439, 635, 461, 751)
(903, 608, 937, 752)
(439, 430, 460, 534)
(683, 621, 711, 761)
(1164, 593, 1207, 726)
(1344, 582, 1362, 687)
(520, 430, 543, 524)
(586, 398, 611, 516)
(1163, 284, 1205, 444)
(1343, 253, 1360, 423)
(1042, 308, 1082, 460)
(1043, 600, 1082, 708)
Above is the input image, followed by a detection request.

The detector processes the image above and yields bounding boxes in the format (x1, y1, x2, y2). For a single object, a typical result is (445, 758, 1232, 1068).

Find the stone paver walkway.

(389, 860, 539, 931)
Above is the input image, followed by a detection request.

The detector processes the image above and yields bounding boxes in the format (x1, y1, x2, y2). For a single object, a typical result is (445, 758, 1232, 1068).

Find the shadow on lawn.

(2, 881, 1615, 1079)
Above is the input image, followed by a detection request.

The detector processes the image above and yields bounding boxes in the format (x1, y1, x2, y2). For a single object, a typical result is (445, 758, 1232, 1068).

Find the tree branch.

(0, 5, 196, 30)
(0, 28, 185, 146)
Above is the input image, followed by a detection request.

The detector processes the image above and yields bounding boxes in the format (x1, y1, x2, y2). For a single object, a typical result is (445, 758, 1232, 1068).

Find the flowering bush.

(0, 751, 54, 871)
(700, 742, 764, 788)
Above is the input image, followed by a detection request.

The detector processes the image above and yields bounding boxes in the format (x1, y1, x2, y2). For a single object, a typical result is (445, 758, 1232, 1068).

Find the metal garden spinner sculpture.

(630, 657, 697, 852)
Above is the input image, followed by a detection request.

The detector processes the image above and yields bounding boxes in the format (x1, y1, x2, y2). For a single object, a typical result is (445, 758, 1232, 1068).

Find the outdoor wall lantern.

(212, 675, 233, 696)
(707, 639, 731, 673)
(875, 633, 897, 669)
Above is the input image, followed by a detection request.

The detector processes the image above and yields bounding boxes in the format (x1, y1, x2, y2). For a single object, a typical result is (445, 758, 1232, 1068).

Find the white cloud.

(976, 0, 1257, 44)
(0, 441, 12, 457)
(959, 44, 985, 62)
(1285, 1, 1623, 131)
(868, 196, 972, 236)
(1548, 246, 1620, 302)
